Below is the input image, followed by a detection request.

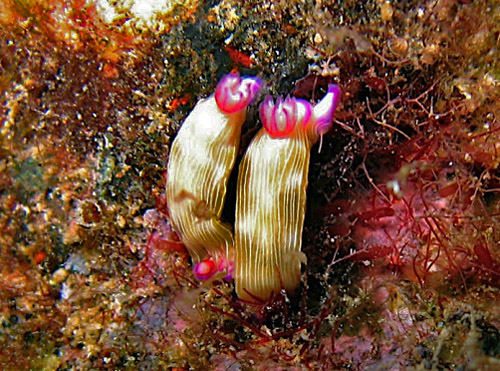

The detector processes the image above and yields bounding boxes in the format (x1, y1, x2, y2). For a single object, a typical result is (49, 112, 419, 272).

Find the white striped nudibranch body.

(166, 73, 262, 280)
(235, 85, 341, 301)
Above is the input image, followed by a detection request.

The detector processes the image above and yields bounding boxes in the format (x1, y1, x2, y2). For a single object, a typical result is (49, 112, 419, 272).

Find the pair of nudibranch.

(166, 73, 341, 302)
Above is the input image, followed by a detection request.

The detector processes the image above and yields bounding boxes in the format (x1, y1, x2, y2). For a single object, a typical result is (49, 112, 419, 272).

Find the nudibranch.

(234, 84, 341, 301)
(166, 73, 262, 280)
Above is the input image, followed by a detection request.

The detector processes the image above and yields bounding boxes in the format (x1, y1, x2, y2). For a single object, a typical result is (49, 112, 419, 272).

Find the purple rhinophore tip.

(223, 259, 234, 281)
(215, 73, 263, 113)
(312, 84, 341, 135)
(260, 95, 312, 138)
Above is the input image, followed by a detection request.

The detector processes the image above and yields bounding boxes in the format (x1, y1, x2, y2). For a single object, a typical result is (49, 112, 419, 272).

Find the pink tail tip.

(193, 258, 217, 280)
(260, 95, 312, 138)
(312, 84, 341, 135)
(215, 73, 263, 113)
(193, 257, 234, 280)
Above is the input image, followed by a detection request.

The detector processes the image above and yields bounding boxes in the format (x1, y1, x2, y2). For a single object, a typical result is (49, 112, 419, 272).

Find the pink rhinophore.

(260, 95, 312, 138)
(215, 73, 263, 113)
(311, 84, 341, 135)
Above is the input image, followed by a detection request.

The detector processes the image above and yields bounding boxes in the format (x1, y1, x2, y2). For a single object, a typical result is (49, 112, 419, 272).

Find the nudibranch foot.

(215, 73, 263, 114)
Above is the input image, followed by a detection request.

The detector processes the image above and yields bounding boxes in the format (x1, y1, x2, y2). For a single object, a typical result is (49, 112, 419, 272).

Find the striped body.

(234, 84, 340, 301)
(166, 97, 244, 264)
(235, 128, 313, 301)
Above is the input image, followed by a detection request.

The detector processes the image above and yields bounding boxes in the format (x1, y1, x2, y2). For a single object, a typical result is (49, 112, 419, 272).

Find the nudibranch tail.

(260, 95, 312, 138)
(215, 73, 263, 114)
(311, 84, 342, 135)
(193, 256, 234, 281)
(193, 258, 218, 280)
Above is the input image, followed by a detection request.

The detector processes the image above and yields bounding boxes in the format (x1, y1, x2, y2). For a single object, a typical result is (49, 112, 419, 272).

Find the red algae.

(340, 164, 499, 288)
